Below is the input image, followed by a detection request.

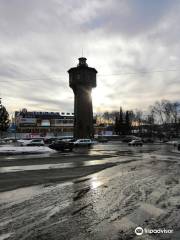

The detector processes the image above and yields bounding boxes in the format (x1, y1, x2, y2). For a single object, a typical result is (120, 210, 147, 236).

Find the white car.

(18, 139, 45, 146)
(73, 139, 92, 147)
(167, 141, 178, 146)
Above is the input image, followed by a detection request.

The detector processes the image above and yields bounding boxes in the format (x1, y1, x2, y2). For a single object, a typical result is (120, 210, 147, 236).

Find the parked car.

(142, 138, 154, 143)
(166, 140, 180, 147)
(178, 143, 180, 151)
(49, 140, 74, 151)
(0, 140, 6, 145)
(1, 138, 17, 144)
(128, 140, 143, 146)
(18, 139, 45, 146)
(44, 137, 58, 144)
(58, 138, 75, 142)
(73, 139, 92, 147)
(122, 135, 142, 142)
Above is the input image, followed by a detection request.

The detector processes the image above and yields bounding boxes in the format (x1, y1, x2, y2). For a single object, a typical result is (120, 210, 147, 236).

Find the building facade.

(14, 109, 74, 136)
(13, 109, 106, 138)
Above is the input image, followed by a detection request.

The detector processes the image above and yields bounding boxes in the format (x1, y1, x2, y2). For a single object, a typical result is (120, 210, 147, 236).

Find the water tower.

(68, 57, 97, 139)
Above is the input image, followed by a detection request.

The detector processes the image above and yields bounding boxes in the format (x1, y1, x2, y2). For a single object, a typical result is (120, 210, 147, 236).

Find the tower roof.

(68, 57, 98, 73)
(77, 57, 88, 67)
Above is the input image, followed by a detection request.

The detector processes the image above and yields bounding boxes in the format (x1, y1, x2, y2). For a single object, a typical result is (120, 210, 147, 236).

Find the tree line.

(97, 99, 180, 138)
(0, 98, 179, 139)
(0, 99, 10, 138)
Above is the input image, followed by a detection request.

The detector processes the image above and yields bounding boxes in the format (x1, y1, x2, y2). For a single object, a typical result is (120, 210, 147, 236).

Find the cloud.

(81, 0, 176, 36)
(0, 0, 180, 114)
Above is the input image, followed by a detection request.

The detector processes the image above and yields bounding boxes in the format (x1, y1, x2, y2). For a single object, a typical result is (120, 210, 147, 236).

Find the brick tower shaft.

(68, 58, 97, 139)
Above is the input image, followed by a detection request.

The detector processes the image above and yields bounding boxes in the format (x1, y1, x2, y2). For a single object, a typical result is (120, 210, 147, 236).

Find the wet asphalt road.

(0, 142, 180, 240)
(0, 142, 163, 192)
(0, 142, 171, 192)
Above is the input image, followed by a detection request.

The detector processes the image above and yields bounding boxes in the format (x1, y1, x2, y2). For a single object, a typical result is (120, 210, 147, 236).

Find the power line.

(0, 68, 180, 82)
(0, 78, 66, 83)
(98, 68, 180, 76)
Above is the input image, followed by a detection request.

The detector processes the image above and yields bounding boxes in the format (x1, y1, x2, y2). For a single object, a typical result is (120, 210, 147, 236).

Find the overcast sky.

(1, 0, 180, 115)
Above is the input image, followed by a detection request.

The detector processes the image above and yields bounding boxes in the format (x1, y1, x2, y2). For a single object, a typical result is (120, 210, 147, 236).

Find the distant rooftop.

(15, 110, 74, 119)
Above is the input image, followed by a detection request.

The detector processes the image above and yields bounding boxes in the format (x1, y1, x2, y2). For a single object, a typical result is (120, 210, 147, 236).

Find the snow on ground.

(0, 145, 55, 155)
(1, 157, 180, 240)
(0, 143, 179, 239)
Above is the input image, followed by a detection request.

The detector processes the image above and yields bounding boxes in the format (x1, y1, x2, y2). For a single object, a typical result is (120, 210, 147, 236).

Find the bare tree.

(151, 100, 180, 137)
(151, 101, 165, 124)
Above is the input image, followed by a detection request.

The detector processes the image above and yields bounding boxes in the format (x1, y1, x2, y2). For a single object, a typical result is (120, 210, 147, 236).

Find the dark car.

(128, 140, 143, 146)
(142, 138, 154, 143)
(178, 143, 180, 151)
(122, 135, 139, 142)
(49, 140, 74, 152)
(44, 137, 58, 144)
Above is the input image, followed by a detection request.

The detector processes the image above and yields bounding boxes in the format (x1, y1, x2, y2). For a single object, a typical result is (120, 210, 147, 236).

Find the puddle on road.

(90, 176, 104, 189)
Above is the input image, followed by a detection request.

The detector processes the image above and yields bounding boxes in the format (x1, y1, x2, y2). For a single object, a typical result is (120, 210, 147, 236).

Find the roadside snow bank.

(0, 146, 56, 155)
